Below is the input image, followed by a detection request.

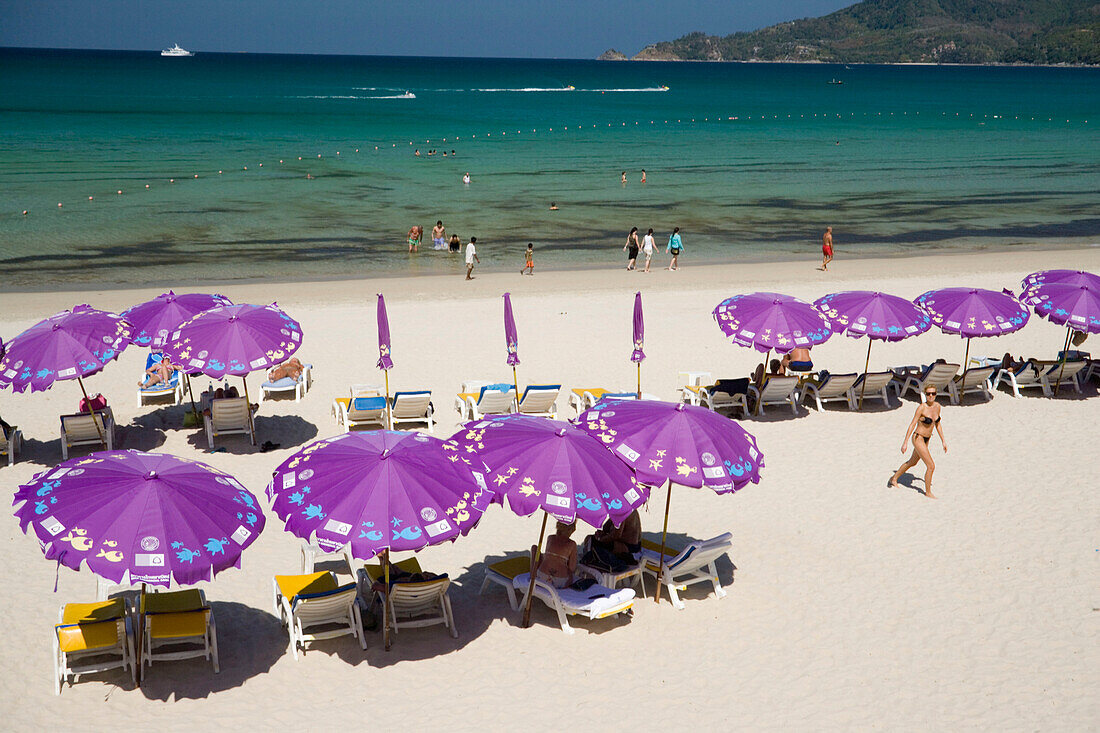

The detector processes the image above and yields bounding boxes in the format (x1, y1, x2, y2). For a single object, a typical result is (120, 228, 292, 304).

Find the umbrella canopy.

(376, 294, 393, 370)
(0, 304, 133, 393)
(121, 291, 232, 349)
(576, 399, 764, 493)
(1019, 270, 1100, 334)
(914, 287, 1030, 338)
(448, 414, 649, 528)
(814, 290, 932, 341)
(267, 431, 491, 560)
(13, 450, 264, 587)
(631, 291, 646, 363)
(503, 292, 520, 367)
(713, 292, 833, 353)
(162, 302, 302, 378)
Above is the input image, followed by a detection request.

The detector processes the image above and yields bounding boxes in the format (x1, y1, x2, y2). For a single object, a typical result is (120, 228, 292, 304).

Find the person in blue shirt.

(666, 227, 683, 270)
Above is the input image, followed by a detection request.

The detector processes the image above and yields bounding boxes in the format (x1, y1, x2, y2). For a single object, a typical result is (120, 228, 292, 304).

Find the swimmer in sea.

(621, 171, 627, 185)
(549, 202, 558, 210)
(641, 169, 647, 183)
(432, 220, 446, 250)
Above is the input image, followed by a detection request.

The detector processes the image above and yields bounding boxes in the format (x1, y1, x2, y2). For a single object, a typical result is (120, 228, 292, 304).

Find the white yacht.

(161, 44, 194, 57)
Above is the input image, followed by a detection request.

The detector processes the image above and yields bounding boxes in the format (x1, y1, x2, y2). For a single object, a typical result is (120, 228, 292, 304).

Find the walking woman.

(623, 227, 640, 270)
(666, 226, 683, 270)
(889, 385, 947, 498)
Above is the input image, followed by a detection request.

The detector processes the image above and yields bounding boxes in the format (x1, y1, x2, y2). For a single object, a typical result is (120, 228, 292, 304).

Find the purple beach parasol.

(267, 430, 490, 560)
(1019, 270, 1100, 335)
(814, 291, 932, 408)
(575, 398, 763, 604)
(0, 304, 132, 394)
(121, 291, 232, 349)
(713, 292, 833, 354)
(914, 287, 1030, 374)
(13, 450, 264, 588)
(449, 413, 650, 626)
(163, 302, 302, 379)
(503, 292, 520, 367)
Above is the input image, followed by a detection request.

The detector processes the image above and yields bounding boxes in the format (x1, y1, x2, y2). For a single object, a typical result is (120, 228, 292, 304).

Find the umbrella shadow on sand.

(183, 415, 318, 455)
(139, 601, 286, 701)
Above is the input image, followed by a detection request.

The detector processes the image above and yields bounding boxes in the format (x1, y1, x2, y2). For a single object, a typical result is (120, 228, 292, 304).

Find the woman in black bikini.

(890, 385, 947, 498)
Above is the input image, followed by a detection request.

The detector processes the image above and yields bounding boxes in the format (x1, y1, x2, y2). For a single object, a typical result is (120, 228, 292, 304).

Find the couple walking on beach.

(624, 227, 682, 272)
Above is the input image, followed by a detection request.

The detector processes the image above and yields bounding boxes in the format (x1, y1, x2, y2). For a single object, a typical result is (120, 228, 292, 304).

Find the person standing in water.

(641, 228, 656, 272)
(431, 220, 446, 250)
(463, 172, 471, 185)
(666, 227, 683, 270)
(623, 227, 640, 270)
(621, 171, 627, 185)
(407, 225, 422, 253)
(820, 226, 834, 270)
(641, 169, 647, 184)
(889, 385, 947, 498)
(520, 243, 534, 275)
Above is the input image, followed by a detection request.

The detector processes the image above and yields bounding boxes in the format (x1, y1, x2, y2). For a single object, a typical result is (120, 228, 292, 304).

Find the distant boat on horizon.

(161, 44, 194, 57)
(828, 78, 843, 84)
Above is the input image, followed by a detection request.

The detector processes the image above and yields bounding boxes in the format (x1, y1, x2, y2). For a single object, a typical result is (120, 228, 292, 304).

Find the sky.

(2, 0, 854, 58)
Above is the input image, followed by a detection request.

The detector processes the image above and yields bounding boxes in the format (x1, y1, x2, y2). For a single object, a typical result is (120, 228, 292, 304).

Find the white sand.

(1, 248, 1098, 730)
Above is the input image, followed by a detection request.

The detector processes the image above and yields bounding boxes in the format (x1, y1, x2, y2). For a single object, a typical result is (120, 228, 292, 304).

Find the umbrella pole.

(1053, 326, 1072, 396)
(962, 338, 971, 379)
(185, 373, 199, 418)
(384, 369, 391, 429)
(512, 366, 520, 408)
(654, 480, 673, 605)
(637, 362, 642, 400)
(521, 512, 549, 628)
(857, 339, 873, 410)
(76, 376, 107, 447)
(241, 377, 255, 444)
(382, 548, 391, 651)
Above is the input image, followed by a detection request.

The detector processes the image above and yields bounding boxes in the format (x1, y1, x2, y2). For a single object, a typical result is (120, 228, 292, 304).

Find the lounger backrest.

(923, 362, 960, 387)
(818, 373, 859, 396)
(211, 397, 249, 428)
(476, 388, 517, 413)
(391, 391, 431, 417)
(62, 413, 108, 442)
(1044, 360, 1087, 380)
(292, 584, 357, 622)
(759, 376, 798, 399)
(519, 385, 561, 412)
(350, 384, 380, 398)
(389, 578, 450, 614)
(0, 428, 9, 450)
(670, 532, 733, 570)
(957, 366, 994, 387)
(857, 371, 894, 391)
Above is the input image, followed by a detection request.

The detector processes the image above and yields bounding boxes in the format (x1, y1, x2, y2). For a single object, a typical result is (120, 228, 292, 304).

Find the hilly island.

(601, 0, 1100, 64)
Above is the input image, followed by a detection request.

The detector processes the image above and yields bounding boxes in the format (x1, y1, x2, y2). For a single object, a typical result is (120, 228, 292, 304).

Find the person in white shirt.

(463, 172, 471, 185)
(641, 228, 656, 273)
(465, 237, 480, 280)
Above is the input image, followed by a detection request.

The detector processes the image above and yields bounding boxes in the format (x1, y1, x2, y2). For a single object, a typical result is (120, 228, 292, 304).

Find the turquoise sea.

(1, 49, 1098, 288)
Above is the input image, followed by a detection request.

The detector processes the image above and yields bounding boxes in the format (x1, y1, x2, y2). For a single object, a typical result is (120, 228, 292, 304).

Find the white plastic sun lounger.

(332, 385, 386, 431)
(946, 366, 996, 404)
(261, 363, 312, 402)
(639, 533, 733, 610)
(53, 598, 136, 695)
(850, 371, 895, 409)
(513, 572, 635, 634)
(137, 353, 184, 406)
(894, 362, 960, 401)
(457, 385, 517, 420)
(387, 390, 434, 432)
(382, 578, 458, 640)
(994, 360, 1087, 398)
(273, 571, 365, 660)
(1, 424, 22, 466)
(747, 376, 799, 416)
(60, 409, 114, 459)
(516, 384, 561, 418)
(798, 372, 859, 411)
(203, 397, 256, 448)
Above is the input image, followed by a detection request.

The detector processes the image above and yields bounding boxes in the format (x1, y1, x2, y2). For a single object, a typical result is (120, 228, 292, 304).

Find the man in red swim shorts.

(820, 226, 834, 271)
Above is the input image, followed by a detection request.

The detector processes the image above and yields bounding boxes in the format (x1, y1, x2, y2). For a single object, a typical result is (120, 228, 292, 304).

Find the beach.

(1, 246, 1097, 729)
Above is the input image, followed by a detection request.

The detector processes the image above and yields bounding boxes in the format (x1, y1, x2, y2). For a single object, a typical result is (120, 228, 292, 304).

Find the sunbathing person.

(786, 347, 813, 373)
(536, 521, 577, 589)
(372, 564, 442, 593)
(592, 509, 642, 562)
(267, 357, 304, 382)
(140, 355, 179, 388)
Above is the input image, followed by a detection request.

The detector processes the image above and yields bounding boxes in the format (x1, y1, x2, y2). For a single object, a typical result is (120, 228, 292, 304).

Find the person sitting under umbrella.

(585, 509, 642, 571)
(140, 354, 180, 389)
(536, 521, 578, 589)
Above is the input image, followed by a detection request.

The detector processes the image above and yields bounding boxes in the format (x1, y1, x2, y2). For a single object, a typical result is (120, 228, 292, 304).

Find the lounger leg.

(208, 613, 220, 673)
(445, 595, 458, 638)
(53, 635, 62, 695)
(665, 580, 685, 610)
(709, 561, 728, 599)
(353, 603, 367, 650)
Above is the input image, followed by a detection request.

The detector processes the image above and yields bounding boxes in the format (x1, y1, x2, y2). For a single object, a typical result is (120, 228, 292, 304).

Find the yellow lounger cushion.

(276, 571, 338, 602)
(456, 392, 478, 402)
(56, 619, 123, 653)
(640, 538, 677, 558)
(142, 589, 203, 615)
(147, 611, 209, 640)
(61, 598, 126, 624)
(363, 557, 422, 584)
(488, 555, 530, 580)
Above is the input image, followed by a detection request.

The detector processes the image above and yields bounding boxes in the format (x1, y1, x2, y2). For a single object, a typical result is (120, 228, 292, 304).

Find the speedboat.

(161, 44, 194, 57)
(828, 79, 843, 85)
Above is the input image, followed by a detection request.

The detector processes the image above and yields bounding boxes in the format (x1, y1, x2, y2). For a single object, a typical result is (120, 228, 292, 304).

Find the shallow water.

(1, 49, 1098, 287)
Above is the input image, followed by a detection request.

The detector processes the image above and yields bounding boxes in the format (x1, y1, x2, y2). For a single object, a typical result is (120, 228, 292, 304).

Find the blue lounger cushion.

(291, 582, 357, 609)
(520, 384, 561, 401)
(352, 396, 386, 412)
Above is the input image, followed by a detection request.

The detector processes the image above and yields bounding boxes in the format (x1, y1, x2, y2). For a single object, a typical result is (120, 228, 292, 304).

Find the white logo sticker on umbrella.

(324, 519, 352, 536)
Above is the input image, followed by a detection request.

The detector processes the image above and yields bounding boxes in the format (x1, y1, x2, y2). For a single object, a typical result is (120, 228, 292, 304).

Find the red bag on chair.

(78, 394, 108, 413)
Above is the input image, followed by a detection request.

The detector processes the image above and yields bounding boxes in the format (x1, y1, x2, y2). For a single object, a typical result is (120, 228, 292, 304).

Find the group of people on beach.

(622, 226, 683, 272)
(537, 509, 642, 590)
(407, 221, 466, 254)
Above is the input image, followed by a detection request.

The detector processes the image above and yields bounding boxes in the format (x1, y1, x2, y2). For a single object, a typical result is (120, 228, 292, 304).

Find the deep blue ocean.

(1, 48, 1098, 287)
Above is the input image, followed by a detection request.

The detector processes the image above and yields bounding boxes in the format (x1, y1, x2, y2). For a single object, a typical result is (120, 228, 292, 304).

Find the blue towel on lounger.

(352, 396, 386, 412)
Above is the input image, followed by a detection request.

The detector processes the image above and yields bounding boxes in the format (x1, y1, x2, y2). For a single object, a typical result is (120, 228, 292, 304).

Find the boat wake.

(295, 92, 415, 99)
